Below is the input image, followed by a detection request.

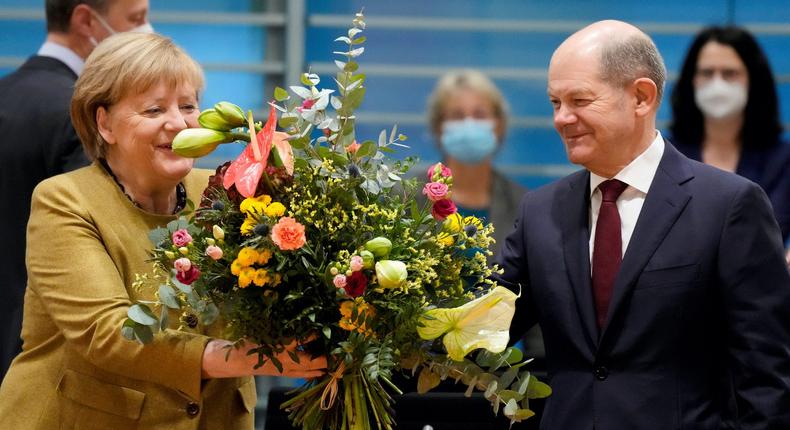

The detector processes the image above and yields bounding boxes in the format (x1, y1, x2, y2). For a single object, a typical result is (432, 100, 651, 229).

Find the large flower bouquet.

(123, 12, 548, 429)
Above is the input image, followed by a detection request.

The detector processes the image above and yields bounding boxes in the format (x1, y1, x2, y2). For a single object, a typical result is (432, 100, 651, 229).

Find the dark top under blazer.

(673, 139, 790, 243)
(0, 56, 89, 380)
(497, 142, 790, 429)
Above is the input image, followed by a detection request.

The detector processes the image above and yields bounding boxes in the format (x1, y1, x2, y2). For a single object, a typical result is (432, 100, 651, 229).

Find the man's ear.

(96, 106, 116, 145)
(69, 4, 95, 38)
(633, 77, 658, 117)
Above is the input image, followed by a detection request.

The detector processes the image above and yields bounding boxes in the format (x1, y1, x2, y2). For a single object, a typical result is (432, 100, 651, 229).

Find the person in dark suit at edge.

(0, 0, 151, 381)
(498, 20, 790, 429)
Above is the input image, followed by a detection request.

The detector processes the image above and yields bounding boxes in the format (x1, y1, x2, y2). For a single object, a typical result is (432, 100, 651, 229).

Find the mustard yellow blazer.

(0, 163, 255, 429)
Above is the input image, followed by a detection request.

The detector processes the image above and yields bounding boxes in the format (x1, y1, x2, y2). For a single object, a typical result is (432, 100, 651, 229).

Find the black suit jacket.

(498, 142, 790, 429)
(0, 56, 88, 380)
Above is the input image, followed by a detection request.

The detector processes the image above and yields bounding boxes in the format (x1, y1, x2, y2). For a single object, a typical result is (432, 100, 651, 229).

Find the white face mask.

(90, 11, 155, 46)
(694, 77, 748, 119)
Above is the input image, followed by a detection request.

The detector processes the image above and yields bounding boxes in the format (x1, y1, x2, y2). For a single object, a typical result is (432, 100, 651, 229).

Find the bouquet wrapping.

(123, 12, 549, 429)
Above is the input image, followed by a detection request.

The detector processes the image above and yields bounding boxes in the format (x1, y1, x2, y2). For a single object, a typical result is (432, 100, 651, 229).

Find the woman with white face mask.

(670, 26, 790, 263)
(426, 70, 526, 260)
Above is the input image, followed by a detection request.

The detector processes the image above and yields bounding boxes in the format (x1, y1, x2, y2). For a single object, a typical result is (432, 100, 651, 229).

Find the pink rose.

(271, 217, 306, 251)
(350, 255, 364, 272)
(345, 271, 368, 298)
(205, 245, 223, 261)
(174, 257, 191, 272)
(422, 182, 449, 202)
(333, 274, 347, 288)
(176, 266, 200, 285)
(431, 198, 457, 221)
(172, 229, 193, 247)
(426, 162, 452, 182)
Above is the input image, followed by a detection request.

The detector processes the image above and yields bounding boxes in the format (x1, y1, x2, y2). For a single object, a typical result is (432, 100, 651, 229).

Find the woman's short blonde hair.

(71, 32, 205, 160)
(426, 69, 509, 142)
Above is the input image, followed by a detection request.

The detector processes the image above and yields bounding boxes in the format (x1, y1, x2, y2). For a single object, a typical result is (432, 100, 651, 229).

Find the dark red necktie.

(592, 179, 628, 330)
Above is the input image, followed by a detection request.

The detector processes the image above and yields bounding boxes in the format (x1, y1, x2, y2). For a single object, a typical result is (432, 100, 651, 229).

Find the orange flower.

(339, 299, 375, 335)
(271, 217, 306, 251)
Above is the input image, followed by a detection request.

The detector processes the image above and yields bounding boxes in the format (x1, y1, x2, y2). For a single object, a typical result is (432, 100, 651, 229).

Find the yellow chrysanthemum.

(230, 259, 244, 276)
(257, 249, 272, 265)
(240, 195, 272, 216)
(463, 215, 484, 230)
(240, 217, 256, 236)
(253, 268, 269, 287)
(236, 247, 259, 267)
(238, 267, 256, 288)
(264, 202, 286, 218)
(437, 232, 455, 246)
(271, 273, 282, 287)
(339, 299, 375, 335)
(442, 213, 463, 234)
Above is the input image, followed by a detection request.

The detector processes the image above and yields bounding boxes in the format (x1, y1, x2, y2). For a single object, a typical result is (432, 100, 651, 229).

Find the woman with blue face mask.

(670, 26, 790, 266)
(427, 70, 526, 260)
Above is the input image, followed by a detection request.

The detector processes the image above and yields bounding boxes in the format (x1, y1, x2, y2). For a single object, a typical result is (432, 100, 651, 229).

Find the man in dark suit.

(499, 20, 790, 429)
(0, 0, 150, 380)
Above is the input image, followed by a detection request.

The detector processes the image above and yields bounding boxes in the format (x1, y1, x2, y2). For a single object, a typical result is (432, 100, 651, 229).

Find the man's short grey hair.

(599, 35, 667, 103)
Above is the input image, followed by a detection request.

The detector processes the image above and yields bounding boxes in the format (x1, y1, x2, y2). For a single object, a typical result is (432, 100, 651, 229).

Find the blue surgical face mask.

(440, 118, 498, 164)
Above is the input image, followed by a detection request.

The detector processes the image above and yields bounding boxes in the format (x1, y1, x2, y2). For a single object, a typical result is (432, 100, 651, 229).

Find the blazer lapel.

(600, 143, 694, 342)
(559, 171, 599, 348)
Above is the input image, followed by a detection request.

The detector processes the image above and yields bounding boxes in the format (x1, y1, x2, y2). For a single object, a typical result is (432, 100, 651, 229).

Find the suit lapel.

(559, 171, 599, 348)
(600, 143, 694, 342)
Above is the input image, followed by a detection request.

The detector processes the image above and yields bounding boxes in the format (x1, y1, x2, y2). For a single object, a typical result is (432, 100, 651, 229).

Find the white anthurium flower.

(417, 286, 518, 362)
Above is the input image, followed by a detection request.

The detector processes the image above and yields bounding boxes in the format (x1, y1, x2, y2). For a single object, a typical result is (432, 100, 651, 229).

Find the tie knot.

(598, 179, 628, 202)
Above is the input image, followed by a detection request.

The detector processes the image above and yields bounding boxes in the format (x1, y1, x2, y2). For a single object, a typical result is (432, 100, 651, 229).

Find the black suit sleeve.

(719, 181, 790, 428)
(494, 194, 538, 343)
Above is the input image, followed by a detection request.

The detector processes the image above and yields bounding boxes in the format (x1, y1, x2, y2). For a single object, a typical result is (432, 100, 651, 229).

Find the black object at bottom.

(266, 387, 544, 430)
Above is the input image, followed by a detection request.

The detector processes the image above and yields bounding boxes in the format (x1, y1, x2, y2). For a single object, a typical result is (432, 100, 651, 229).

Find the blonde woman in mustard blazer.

(0, 33, 325, 429)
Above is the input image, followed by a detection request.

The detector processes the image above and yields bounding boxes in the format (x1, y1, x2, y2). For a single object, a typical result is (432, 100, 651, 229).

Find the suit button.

(184, 314, 199, 328)
(186, 401, 200, 417)
(594, 366, 608, 381)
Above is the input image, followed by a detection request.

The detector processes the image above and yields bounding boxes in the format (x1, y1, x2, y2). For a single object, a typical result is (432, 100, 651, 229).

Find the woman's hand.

(201, 339, 326, 379)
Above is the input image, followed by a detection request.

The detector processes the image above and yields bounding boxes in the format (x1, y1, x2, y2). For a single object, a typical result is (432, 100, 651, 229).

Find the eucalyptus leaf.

(352, 36, 366, 45)
(133, 324, 154, 344)
(159, 305, 170, 331)
(148, 227, 169, 246)
(121, 319, 137, 341)
(344, 61, 359, 73)
(348, 28, 363, 38)
(361, 179, 380, 195)
(356, 141, 376, 158)
(348, 47, 365, 57)
(335, 36, 352, 44)
(274, 86, 289, 101)
(158, 284, 181, 309)
(503, 399, 519, 418)
(128, 304, 158, 326)
(289, 85, 312, 99)
(278, 116, 298, 128)
(378, 129, 387, 147)
(334, 60, 346, 70)
(172, 277, 193, 294)
(499, 366, 519, 389)
(322, 326, 332, 339)
(389, 124, 398, 144)
(201, 302, 219, 325)
(330, 96, 342, 110)
(497, 389, 524, 403)
(525, 378, 552, 399)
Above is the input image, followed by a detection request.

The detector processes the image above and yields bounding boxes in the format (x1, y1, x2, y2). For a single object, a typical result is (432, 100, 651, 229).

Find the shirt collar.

(37, 41, 84, 76)
(589, 130, 665, 196)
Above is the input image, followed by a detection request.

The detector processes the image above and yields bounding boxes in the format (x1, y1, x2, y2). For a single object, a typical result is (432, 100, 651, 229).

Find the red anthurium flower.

(223, 104, 290, 197)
